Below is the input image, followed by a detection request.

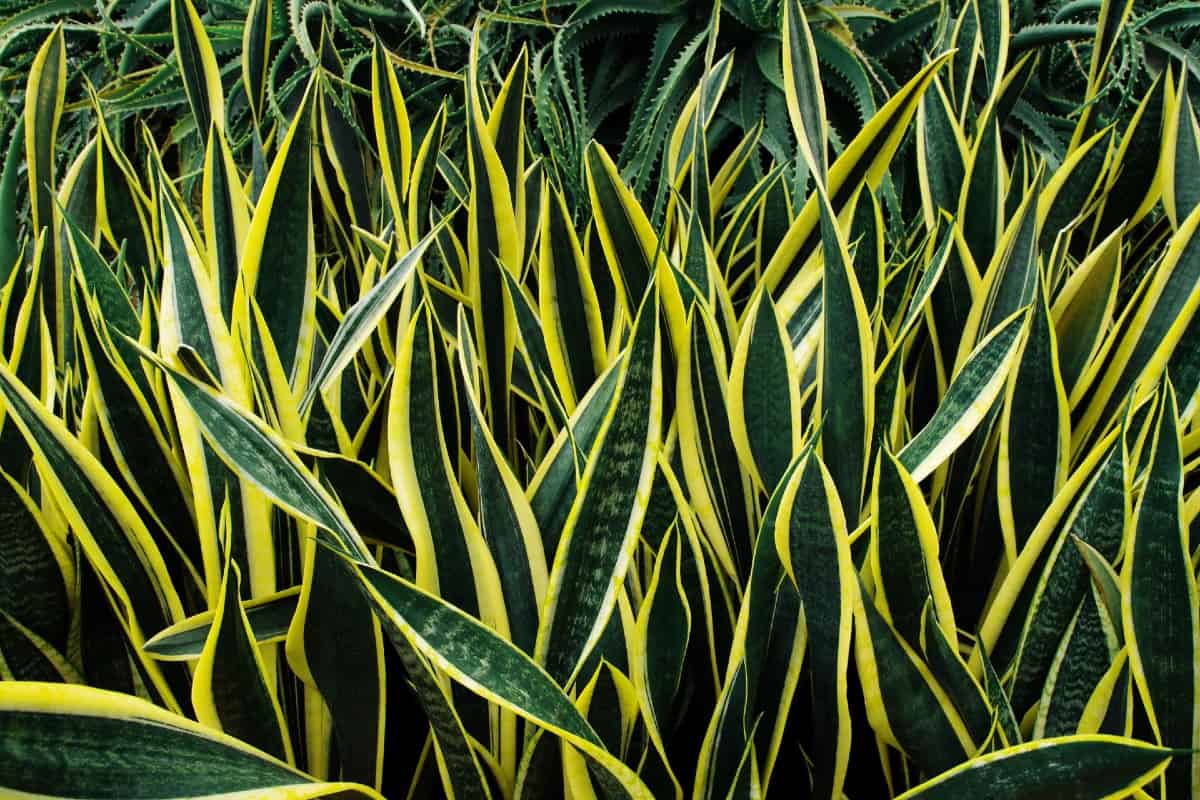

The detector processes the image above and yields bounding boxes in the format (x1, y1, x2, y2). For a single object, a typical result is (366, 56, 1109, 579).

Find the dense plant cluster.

(0, 0, 1199, 797)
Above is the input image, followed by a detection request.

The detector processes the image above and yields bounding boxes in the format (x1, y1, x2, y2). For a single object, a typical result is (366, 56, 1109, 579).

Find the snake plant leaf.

(501, 267, 570, 431)
(1163, 73, 1200, 230)
(388, 303, 484, 618)
(694, 457, 809, 800)
(487, 47, 529, 245)
(528, 355, 624, 560)
(159, 172, 273, 602)
(0, 469, 69, 650)
(1123, 385, 1199, 797)
(539, 183, 607, 411)
(316, 69, 370, 236)
(242, 75, 316, 388)
(201, 126, 250, 324)
(973, 0, 1009, 92)
(356, 563, 655, 799)
(24, 27, 66, 364)
(371, 39, 413, 230)
(0, 359, 187, 712)
(536, 287, 661, 687)
(816, 183, 874, 519)
(0, 609, 79, 682)
(74, 292, 201, 586)
(586, 140, 669, 321)
(894, 222, 955, 348)
(300, 222, 443, 415)
(1074, 537, 1123, 636)
(1053, 225, 1123, 399)
(997, 273, 1069, 559)
(849, 189, 886, 315)
(1094, 73, 1169, 237)
(1076, 199, 1200, 446)
(408, 103, 446, 244)
(290, 543, 388, 789)
(980, 643, 1020, 747)
(782, 0, 827, 182)
(920, 605, 993, 744)
(145, 587, 301, 660)
(959, 173, 1042, 369)
(457, 309, 549, 655)
(893, 735, 1174, 799)
(1069, 0, 1137, 149)
(1033, 584, 1118, 739)
(1079, 650, 1134, 738)
(765, 52, 954, 299)
(0, 682, 383, 799)
(678, 307, 754, 578)
(63, 213, 139, 342)
(898, 306, 1027, 482)
(632, 527, 690, 734)
(192, 548, 292, 763)
(870, 450, 956, 650)
(465, 30, 521, 447)
(0, 117, 22, 284)
(139, 345, 369, 562)
(1005, 431, 1127, 716)
(241, 0, 271, 128)
(956, 111, 1004, 279)
(170, 0, 226, 139)
(1037, 126, 1113, 256)
(854, 583, 974, 774)
(728, 288, 801, 495)
(917, 77, 969, 232)
(774, 452, 854, 799)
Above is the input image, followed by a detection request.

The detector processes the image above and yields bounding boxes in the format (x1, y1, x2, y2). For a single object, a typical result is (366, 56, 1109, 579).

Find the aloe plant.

(0, 0, 1198, 797)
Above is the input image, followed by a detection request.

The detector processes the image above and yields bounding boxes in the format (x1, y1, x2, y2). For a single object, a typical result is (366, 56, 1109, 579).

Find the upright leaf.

(1123, 386, 1199, 797)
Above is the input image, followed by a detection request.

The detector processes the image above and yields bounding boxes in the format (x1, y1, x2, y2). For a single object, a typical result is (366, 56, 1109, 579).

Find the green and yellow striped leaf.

(0, 683, 382, 798)
(24, 26, 66, 365)
(356, 563, 655, 799)
(1123, 385, 1199, 797)
(728, 288, 800, 495)
(536, 288, 661, 687)
(0, 359, 187, 711)
(894, 735, 1174, 799)
(145, 587, 300, 660)
(170, 0, 226, 139)
(898, 307, 1027, 482)
(192, 539, 292, 763)
(774, 451, 854, 798)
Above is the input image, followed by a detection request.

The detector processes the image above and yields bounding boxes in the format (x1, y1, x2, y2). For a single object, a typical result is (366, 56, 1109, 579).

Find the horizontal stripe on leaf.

(0, 469, 70, 650)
